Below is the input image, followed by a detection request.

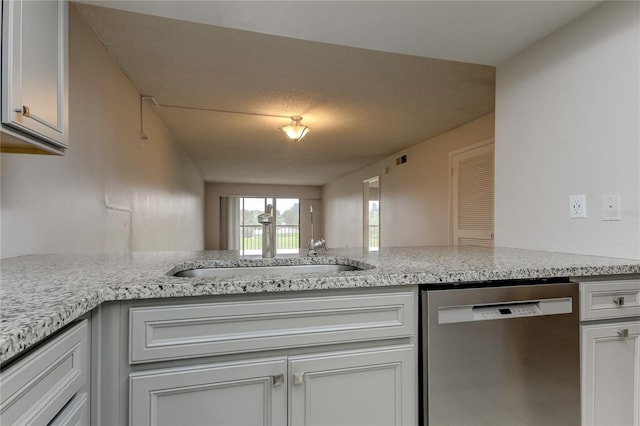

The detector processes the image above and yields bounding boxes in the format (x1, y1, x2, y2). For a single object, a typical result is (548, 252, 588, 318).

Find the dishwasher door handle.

(438, 297, 573, 324)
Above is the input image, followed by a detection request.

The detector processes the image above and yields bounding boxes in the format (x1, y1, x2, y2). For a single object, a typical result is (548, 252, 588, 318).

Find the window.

(274, 198, 300, 254)
(368, 199, 379, 251)
(237, 197, 300, 255)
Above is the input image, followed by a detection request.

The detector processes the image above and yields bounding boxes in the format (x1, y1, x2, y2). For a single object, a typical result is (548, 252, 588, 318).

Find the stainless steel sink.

(174, 263, 362, 277)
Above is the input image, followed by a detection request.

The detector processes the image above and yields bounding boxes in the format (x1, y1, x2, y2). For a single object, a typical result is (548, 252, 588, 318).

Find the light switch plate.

(569, 194, 587, 218)
(602, 194, 621, 221)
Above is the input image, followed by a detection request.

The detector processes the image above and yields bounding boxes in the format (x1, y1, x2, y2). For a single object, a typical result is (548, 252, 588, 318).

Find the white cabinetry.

(128, 291, 414, 363)
(129, 347, 414, 426)
(289, 346, 414, 426)
(1, 0, 69, 154)
(130, 358, 288, 426)
(578, 277, 640, 426)
(581, 322, 640, 426)
(0, 320, 89, 425)
(49, 392, 90, 426)
(93, 288, 418, 426)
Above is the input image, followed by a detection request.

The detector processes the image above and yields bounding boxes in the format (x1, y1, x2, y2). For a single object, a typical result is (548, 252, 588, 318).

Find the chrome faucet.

(307, 205, 327, 256)
(258, 204, 275, 258)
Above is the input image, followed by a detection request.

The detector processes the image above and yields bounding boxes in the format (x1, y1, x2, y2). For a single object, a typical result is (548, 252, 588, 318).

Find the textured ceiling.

(76, 1, 600, 66)
(74, 2, 597, 185)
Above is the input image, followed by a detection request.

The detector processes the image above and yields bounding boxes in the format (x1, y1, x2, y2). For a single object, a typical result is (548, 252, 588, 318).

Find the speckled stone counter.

(2, 246, 640, 364)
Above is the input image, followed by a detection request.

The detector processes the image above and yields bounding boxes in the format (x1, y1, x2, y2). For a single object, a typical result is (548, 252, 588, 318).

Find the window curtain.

(219, 197, 240, 250)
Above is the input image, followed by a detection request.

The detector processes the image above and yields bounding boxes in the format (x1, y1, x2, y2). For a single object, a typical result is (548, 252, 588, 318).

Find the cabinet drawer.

(0, 320, 88, 425)
(130, 292, 415, 364)
(579, 279, 640, 321)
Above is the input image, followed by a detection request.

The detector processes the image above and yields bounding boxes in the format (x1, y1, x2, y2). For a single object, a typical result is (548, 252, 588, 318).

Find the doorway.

(363, 177, 380, 251)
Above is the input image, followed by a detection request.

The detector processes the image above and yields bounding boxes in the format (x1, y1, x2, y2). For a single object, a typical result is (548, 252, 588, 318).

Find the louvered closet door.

(452, 142, 494, 247)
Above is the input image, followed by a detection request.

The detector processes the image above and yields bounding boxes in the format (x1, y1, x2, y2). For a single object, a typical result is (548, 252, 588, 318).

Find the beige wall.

(323, 113, 495, 249)
(0, 5, 204, 259)
(205, 183, 323, 250)
(495, 1, 640, 259)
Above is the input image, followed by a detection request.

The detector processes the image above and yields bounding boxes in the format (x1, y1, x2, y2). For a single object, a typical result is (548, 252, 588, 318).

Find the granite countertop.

(2, 246, 640, 364)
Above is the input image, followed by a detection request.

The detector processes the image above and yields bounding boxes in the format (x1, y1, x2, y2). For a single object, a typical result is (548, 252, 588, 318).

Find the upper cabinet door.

(2, 0, 68, 150)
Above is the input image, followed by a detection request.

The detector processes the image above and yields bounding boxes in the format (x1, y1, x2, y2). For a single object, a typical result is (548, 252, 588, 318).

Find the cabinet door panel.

(0, 320, 89, 426)
(20, 0, 60, 126)
(130, 358, 287, 426)
(289, 346, 416, 426)
(2, 0, 68, 147)
(581, 321, 640, 426)
(49, 392, 89, 426)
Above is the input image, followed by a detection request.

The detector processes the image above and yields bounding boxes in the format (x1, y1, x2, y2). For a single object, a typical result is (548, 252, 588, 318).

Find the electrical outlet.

(569, 194, 587, 218)
(602, 194, 621, 221)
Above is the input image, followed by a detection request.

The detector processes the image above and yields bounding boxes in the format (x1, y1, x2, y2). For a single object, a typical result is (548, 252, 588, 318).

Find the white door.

(581, 321, 640, 426)
(451, 141, 494, 247)
(289, 346, 416, 426)
(129, 358, 287, 426)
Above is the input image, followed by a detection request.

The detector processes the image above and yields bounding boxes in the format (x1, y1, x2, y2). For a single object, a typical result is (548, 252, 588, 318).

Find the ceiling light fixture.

(141, 96, 310, 142)
(279, 116, 309, 142)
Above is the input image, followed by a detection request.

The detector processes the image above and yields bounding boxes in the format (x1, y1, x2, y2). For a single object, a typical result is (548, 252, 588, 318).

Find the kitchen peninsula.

(1, 246, 640, 425)
(2, 246, 639, 364)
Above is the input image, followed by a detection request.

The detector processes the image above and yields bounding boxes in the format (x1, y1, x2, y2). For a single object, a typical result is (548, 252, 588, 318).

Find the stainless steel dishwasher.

(421, 280, 580, 426)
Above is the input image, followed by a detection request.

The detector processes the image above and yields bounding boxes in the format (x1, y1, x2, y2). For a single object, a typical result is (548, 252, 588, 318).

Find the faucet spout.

(307, 205, 328, 256)
(258, 204, 275, 258)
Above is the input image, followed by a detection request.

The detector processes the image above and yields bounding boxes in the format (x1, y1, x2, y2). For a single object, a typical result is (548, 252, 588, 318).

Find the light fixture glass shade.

(280, 116, 309, 141)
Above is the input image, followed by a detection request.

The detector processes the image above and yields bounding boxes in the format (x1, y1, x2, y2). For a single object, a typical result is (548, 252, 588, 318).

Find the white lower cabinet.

(129, 346, 414, 426)
(115, 288, 418, 426)
(578, 277, 640, 426)
(581, 321, 640, 426)
(50, 392, 90, 426)
(0, 320, 89, 425)
(130, 358, 287, 426)
(289, 346, 414, 426)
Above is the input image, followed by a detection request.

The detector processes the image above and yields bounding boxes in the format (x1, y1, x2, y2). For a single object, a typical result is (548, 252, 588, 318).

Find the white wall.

(495, 1, 640, 259)
(205, 183, 323, 250)
(0, 5, 204, 258)
(323, 113, 495, 249)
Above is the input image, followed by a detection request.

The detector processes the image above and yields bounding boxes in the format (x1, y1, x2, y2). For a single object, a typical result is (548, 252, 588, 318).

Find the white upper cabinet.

(1, 0, 68, 154)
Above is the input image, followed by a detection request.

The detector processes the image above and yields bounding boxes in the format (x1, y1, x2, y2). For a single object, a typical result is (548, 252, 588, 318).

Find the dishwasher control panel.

(437, 297, 573, 324)
(473, 302, 541, 320)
